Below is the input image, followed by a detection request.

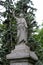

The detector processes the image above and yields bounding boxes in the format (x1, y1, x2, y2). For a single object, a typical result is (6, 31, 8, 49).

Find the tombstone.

(6, 13, 38, 65)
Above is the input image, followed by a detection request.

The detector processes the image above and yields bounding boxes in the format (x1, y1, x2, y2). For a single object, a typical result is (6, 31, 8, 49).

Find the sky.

(32, 0, 43, 25)
(0, 0, 43, 25)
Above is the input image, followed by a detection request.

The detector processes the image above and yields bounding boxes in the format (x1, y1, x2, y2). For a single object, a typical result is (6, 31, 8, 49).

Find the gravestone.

(6, 13, 38, 65)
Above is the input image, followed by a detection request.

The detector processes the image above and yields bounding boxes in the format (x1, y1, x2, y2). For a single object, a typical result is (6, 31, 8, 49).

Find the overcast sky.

(32, 0, 43, 25)
(0, 0, 43, 25)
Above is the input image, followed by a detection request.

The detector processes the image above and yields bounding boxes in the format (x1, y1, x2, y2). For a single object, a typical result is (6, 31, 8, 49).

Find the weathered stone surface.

(10, 63, 32, 65)
(6, 44, 38, 65)
(30, 51, 38, 61)
(6, 43, 38, 61)
(15, 13, 28, 44)
(6, 43, 30, 59)
(10, 60, 33, 65)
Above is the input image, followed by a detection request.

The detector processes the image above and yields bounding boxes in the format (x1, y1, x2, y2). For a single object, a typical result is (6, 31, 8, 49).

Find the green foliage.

(0, 0, 37, 51)
(15, 0, 37, 41)
(0, 0, 38, 65)
(0, 47, 9, 65)
(33, 28, 43, 46)
(33, 27, 43, 64)
(15, 0, 36, 14)
(35, 60, 43, 65)
(26, 37, 39, 51)
(0, 0, 17, 51)
(0, 0, 17, 65)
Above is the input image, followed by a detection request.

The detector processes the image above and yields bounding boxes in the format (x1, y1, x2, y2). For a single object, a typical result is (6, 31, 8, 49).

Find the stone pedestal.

(6, 43, 38, 65)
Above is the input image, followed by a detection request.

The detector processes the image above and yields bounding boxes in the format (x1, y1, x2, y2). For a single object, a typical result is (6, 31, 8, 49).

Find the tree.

(0, 0, 38, 65)
(33, 26, 43, 64)
(0, 0, 17, 51)
(0, 0, 37, 51)
(0, 0, 17, 65)
(14, 0, 37, 48)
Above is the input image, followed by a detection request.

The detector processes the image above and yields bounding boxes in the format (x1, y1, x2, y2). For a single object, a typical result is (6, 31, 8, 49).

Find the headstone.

(6, 13, 38, 65)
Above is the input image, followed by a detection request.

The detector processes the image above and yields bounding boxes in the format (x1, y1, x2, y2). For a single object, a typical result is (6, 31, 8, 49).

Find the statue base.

(6, 43, 38, 65)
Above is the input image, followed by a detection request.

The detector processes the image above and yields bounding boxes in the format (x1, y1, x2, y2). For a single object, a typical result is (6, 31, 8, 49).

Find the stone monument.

(15, 13, 28, 44)
(6, 13, 38, 65)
